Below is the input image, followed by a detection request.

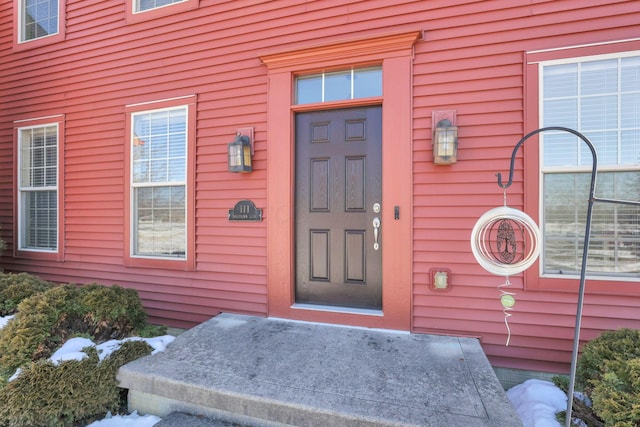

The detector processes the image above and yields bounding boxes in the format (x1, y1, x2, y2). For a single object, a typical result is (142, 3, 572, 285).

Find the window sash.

(20, 0, 59, 42)
(133, 184, 186, 257)
(130, 106, 187, 259)
(18, 124, 58, 251)
(541, 53, 640, 278)
(543, 171, 640, 276)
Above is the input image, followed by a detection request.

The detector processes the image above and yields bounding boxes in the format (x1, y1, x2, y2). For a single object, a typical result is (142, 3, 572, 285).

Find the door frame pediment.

(260, 31, 420, 330)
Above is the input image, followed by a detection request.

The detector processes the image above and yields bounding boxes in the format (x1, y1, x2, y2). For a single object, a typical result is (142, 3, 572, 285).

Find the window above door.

(295, 66, 382, 105)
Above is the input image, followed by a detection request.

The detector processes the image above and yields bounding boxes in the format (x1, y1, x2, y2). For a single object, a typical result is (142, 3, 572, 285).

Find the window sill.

(14, 249, 62, 262)
(13, 32, 65, 52)
(125, 255, 194, 271)
(527, 273, 640, 295)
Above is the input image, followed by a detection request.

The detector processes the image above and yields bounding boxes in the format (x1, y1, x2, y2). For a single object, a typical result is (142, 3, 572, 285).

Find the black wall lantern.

(228, 133, 253, 173)
(432, 110, 458, 165)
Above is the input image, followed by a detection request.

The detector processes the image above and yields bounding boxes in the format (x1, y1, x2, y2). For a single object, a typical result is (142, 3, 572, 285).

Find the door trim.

(261, 31, 419, 331)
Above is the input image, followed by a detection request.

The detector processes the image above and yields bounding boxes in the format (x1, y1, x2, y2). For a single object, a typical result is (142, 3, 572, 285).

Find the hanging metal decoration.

(479, 126, 640, 427)
(471, 201, 541, 346)
(471, 205, 540, 277)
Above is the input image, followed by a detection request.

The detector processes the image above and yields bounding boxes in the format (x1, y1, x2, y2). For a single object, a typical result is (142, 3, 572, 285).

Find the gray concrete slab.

(118, 314, 521, 427)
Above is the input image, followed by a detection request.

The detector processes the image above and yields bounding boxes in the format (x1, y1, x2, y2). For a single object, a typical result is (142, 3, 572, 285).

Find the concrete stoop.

(117, 314, 522, 427)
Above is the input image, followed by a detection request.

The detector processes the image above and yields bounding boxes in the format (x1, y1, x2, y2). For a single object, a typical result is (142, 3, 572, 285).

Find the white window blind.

(18, 125, 58, 251)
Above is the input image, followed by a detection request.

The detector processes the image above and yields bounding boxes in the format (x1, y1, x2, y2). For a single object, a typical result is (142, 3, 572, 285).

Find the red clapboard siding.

(409, 0, 640, 374)
(2, 0, 640, 373)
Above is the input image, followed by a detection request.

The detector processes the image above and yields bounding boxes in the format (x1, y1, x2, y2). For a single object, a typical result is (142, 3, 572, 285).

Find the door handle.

(373, 217, 381, 250)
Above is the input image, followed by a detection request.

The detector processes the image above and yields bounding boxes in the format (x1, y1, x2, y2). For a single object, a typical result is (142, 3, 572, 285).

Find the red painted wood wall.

(1, 0, 639, 373)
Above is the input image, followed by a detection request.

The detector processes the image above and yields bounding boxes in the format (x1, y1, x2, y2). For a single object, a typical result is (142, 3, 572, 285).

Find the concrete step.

(117, 314, 521, 427)
(154, 412, 245, 427)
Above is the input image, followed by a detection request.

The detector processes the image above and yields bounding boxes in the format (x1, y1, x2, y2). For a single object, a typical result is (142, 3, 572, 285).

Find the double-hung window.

(126, 96, 195, 269)
(17, 122, 60, 253)
(539, 51, 640, 280)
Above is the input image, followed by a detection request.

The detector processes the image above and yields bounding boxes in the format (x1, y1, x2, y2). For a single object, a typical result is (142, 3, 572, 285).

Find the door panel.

(295, 106, 382, 309)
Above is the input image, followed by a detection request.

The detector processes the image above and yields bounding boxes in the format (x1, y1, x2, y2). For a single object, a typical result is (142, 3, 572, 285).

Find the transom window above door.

(295, 66, 382, 104)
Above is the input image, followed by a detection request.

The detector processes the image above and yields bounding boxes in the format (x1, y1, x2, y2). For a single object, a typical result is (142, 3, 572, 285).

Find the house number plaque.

(228, 200, 263, 222)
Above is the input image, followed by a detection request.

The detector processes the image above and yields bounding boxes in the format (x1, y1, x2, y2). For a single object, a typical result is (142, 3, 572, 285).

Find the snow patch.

(507, 379, 567, 427)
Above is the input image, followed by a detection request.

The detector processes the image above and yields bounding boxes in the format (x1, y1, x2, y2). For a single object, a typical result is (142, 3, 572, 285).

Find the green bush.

(79, 283, 149, 341)
(0, 340, 153, 427)
(0, 277, 167, 426)
(577, 328, 640, 426)
(0, 282, 153, 378)
(0, 272, 52, 316)
(0, 285, 84, 377)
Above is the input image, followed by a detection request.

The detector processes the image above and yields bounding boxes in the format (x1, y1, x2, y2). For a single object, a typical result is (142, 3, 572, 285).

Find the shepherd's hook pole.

(496, 127, 598, 427)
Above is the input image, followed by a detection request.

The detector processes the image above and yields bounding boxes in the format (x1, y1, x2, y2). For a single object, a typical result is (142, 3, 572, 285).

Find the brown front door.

(295, 106, 382, 309)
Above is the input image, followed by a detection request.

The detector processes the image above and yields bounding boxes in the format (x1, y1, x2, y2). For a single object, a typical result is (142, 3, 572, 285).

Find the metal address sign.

(228, 200, 263, 222)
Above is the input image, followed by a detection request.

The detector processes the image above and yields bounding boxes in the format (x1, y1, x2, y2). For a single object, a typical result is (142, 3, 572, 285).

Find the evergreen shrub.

(0, 283, 152, 376)
(0, 340, 153, 427)
(0, 276, 167, 426)
(79, 283, 149, 341)
(576, 328, 640, 427)
(0, 273, 52, 316)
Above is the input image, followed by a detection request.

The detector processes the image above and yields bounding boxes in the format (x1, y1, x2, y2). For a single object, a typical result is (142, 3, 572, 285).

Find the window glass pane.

(324, 70, 351, 102)
(544, 172, 640, 276)
(621, 129, 640, 165)
(132, 107, 185, 184)
(580, 95, 618, 131)
(296, 75, 322, 104)
(543, 63, 577, 98)
(621, 93, 640, 129)
(20, 126, 57, 188)
(22, 0, 58, 41)
(621, 56, 640, 91)
(581, 59, 618, 95)
(581, 130, 618, 165)
(543, 98, 578, 129)
(21, 190, 57, 249)
(134, 186, 186, 257)
(354, 67, 382, 98)
(542, 132, 579, 167)
(136, 0, 183, 12)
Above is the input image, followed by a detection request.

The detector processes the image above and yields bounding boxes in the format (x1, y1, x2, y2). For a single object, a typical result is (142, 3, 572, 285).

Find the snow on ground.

(86, 411, 161, 427)
(0, 314, 569, 426)
(507, 379, 566, 427)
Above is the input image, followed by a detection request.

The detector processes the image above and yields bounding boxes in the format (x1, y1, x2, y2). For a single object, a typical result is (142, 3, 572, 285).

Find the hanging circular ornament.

(471, 206, 541, 276)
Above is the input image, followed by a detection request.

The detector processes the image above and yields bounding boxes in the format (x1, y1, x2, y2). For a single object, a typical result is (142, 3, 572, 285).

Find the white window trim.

(17, 122, 59, 253)
(17, 0, 61, 43)
(129, 105, 189, 260)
